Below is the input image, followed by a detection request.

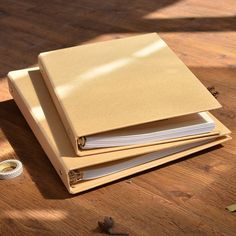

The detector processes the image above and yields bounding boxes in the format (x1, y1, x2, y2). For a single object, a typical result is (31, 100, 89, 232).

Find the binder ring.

(77, 136, 86, 148)
(0, 159, 23, 180)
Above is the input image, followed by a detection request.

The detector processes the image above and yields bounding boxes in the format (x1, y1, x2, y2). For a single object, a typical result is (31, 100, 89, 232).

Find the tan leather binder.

(38, 33, 221, 155)
(7, 68, 231, 194)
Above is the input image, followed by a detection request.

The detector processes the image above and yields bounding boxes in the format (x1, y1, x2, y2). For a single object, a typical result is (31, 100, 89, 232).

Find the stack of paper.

(83, 112, 215, 149)
(8, 33, 231, 194)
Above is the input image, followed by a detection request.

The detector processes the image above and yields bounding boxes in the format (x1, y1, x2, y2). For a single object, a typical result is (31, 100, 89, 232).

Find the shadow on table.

(0, 99, 72, 199)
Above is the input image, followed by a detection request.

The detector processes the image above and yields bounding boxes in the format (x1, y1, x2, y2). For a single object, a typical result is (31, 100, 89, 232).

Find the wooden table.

(0, 1, 235, 235)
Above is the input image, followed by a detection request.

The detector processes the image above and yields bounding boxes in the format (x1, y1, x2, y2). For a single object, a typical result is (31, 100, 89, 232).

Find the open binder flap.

(8, 68, 231, 193)
(39, 33, 221, 155)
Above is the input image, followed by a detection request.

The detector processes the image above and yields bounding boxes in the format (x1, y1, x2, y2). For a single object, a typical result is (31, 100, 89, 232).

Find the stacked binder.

(7, 33, 231, 194)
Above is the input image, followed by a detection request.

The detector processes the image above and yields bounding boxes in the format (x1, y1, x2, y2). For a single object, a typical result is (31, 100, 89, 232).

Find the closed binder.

(8, 68, 231, 194)
(38, 33, 221, 155)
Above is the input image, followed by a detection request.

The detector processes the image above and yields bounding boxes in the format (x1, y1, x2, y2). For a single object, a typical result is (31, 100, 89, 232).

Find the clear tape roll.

(0, 159, 23, 180)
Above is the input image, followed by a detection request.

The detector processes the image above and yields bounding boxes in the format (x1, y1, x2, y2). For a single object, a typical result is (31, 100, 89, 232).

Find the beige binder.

(7, 68, 231, 194)
(38, 33, 221, 155)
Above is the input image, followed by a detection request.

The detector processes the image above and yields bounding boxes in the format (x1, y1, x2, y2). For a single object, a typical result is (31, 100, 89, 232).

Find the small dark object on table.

(207, 86, 219, 98)
(98, 216, 129, 235)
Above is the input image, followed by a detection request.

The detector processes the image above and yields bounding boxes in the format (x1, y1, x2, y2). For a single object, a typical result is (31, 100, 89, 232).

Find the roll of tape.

(0, 159, 23, 180)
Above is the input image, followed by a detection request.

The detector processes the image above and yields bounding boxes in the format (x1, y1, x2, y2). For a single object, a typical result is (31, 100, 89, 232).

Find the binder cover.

(8, 68, 231, 194)
(39, 33, 221, 155)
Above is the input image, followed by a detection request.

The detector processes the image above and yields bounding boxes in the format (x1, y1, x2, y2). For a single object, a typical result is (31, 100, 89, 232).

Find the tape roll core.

(0, 159, 23, 179)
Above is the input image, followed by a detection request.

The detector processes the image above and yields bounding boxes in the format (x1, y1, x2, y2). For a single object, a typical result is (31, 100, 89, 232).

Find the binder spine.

(39, 58, 80, 154)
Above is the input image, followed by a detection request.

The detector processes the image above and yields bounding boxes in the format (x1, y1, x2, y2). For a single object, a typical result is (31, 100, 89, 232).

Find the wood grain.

(0, 0, 236, 235)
